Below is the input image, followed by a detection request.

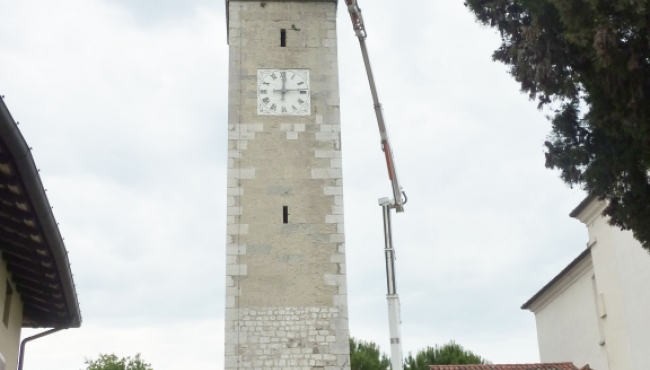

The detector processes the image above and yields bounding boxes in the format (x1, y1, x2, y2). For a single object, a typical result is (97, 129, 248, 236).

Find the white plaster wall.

(531, 198, 650, 370)
(0, 259, 23, 370)
(535, 261, 609, 370)
(585, 208, 650, 370)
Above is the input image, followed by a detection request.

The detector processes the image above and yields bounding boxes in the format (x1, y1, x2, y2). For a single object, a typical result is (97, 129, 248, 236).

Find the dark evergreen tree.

(350, 337, 391, 370)
(466, 0, 650, 250)
(404, 341, 488, 370)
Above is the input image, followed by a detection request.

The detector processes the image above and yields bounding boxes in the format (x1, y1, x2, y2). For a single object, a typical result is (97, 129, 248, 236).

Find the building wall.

(534, 255, 609, 370)
(582, 201, 650, 370)
(225, 2, 351, 370)
(0, 259, 23, 370)
(530, 197, 650, 370)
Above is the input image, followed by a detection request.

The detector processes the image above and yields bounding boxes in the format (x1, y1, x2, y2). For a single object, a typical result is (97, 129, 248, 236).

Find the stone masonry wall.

(225, 2, 350, 370)
(226, 307, 348, 370)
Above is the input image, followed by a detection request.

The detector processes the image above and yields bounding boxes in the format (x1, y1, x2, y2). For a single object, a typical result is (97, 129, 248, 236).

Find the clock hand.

(273, 88, 308, 93)
(281, 73, 287, 101)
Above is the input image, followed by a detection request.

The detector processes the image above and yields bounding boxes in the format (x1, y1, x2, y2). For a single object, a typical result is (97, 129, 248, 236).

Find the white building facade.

(523, 196, 650, 370)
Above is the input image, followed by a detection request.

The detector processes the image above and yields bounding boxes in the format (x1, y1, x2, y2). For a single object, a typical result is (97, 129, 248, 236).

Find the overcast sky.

(1, 0, 589, 368)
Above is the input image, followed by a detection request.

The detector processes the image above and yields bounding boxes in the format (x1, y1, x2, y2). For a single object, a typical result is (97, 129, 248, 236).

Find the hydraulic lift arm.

(345, 0, 406, 213)
(345, 2, 406, 370)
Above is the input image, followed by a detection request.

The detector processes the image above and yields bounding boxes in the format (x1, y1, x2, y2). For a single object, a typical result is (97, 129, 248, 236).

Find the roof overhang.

(521, 248, 592, 312)
(569, 194, 607, 225)
(0, 97, 81, 328)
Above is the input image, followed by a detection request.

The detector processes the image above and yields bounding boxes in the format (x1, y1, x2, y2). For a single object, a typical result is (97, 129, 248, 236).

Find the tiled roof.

(429, 363, 588, 370)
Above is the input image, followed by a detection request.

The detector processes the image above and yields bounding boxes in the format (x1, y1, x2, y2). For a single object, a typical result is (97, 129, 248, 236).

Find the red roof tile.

(429, 363, 584, 370)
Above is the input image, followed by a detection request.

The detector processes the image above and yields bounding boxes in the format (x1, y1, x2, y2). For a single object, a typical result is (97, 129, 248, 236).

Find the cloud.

(337, 0, 587, 363)
(22, 319, 223, 369)
(2, 0, 590, 368)
(3, 0, 228, 366)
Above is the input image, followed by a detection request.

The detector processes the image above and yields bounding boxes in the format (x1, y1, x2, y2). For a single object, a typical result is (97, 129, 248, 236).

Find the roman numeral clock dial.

(257, 69, 310, 116)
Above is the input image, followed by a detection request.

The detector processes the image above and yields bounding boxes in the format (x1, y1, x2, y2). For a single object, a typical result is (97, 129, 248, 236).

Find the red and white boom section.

(345, 0, 406, 213)
(345, 1, 406, 370)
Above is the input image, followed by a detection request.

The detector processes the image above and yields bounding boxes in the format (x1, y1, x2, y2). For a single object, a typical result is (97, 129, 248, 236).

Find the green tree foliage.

(83, 353, 153, 370)
(466, 0, 650, 250)
(350, 337, 391, 370)
(404, 341, 488, 370)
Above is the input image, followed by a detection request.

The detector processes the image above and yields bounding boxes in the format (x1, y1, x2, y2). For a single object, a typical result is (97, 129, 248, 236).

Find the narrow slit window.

(283, 206, 289, 224)
(280, 29, 287, 47)
(3, 281, 12, 327)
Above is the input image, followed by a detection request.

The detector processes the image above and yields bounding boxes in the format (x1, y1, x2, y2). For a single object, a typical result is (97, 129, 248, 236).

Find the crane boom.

(345, 2, 406, 370)
(345, 0, 405, 213)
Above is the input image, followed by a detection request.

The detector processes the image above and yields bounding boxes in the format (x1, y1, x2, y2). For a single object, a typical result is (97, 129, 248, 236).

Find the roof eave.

(0, 97, 81, 328)
(521, 248, 592, 311)
(569, 194, 598, 219)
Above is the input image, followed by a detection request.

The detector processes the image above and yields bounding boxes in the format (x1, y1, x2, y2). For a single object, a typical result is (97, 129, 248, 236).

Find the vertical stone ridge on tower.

(225, 1, 351, 370)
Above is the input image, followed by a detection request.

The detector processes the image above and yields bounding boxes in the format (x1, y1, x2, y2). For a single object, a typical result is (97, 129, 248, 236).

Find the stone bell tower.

(224, 1, 351, 370)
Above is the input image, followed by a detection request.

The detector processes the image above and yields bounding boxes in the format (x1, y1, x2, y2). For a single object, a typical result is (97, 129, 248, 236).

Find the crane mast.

(344, 1, 406, 369)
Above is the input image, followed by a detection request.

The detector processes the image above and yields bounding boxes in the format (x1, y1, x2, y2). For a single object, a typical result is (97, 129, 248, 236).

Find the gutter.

(225, 0, 229, 43)
(17, 328, 64, 370)
(0, 97, 81, 328)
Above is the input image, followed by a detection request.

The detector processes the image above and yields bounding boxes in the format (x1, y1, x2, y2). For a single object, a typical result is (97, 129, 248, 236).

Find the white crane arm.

(345, 0, 406, 212)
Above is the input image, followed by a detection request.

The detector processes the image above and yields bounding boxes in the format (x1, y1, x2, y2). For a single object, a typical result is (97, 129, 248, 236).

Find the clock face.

(257, 69, 310, 116)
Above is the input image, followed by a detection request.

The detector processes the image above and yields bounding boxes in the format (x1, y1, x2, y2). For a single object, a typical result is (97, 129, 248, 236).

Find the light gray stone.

(225, 1, 350, 368)
(247, 244, 272, 255)
(324, 187, 343, 196)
